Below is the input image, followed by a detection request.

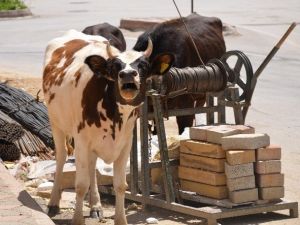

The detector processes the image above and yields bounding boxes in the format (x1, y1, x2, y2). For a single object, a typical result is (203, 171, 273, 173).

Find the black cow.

(83, 22, 126, 52)
(133, 13, 226, 134)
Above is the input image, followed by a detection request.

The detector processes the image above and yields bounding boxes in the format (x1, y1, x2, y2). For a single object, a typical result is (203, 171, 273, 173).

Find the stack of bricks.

(178, 124, 284, 204)
(256, 145, 284, 201)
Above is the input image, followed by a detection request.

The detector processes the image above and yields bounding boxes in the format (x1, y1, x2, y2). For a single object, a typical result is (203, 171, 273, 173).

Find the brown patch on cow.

(77, 121, 85, 133)
(48, 93, 55, 104)
(74, 69, 82, 87)
(103, 128, 107, 132)
(43, 39, 89, 93)
(81, 76, 123, 140)
(103, 135, 106, 140)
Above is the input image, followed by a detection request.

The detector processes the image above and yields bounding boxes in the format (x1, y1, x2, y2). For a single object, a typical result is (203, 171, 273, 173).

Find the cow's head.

(85, 39, 174, 106)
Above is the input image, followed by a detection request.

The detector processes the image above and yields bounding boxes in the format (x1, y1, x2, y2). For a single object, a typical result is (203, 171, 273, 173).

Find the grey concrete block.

(227, 175, 256, 191)
(225, 162, 254, 178)
(229, 188, 258, 203)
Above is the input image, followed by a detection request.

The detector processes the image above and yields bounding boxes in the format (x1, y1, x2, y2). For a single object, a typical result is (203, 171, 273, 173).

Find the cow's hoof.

(90, 208, 103, 220)
(47, 205, 60, 217)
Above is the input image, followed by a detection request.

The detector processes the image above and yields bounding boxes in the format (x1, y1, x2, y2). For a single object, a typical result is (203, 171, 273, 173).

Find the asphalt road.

(0, 0, 300, 224)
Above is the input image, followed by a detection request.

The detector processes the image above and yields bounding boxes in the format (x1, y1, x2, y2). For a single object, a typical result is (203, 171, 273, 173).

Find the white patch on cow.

(117, 50, 142, 64)
(57, 56, 66, 68)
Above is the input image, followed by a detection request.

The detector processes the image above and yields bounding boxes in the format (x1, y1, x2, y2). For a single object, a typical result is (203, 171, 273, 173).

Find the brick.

(255, 160, 281, 174)
(256, 173, 284, 187)
(206, 126, 240, 144)
(180, 179, 228, 199)
(225, 162, 254, 178)
(178, 166, 226, 186)
(229, 188, 258, 203)
(227, 125, 255, 134)
(180, 140, 225, 158)
(256, 144, 281, 161)
(227, 175, 256, 191)
(189, 125, 215, 141)
(226, 150, 255, 165)
(180, 153, 225, 172)
(259, 187, 284, 200)
(221, 133, 270, 150)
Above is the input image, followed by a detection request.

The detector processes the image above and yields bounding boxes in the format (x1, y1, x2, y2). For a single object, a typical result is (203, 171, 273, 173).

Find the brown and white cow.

(43, 30, 173, 225)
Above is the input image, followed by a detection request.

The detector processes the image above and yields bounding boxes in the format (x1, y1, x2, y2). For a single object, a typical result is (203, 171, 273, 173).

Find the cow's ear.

(150, 53, 174, 75)
(85, 55, 107, 77)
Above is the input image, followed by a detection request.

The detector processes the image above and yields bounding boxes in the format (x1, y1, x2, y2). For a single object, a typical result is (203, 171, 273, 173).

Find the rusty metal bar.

(130, 124, 138, 195)
(140, 98, 150, 207)
(151, 93, 175, 203)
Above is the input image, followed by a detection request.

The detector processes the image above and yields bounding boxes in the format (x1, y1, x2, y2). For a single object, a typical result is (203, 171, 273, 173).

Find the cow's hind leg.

(48, 126, 67, 216)
(72, 141, 90, 225)
(88, 152, 103, 219)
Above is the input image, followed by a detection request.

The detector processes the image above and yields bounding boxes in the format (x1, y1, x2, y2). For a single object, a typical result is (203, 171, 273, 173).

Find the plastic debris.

(146, 217, 159, 224)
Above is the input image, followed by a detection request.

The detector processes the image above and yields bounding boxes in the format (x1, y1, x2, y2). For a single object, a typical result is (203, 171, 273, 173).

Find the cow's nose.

(119, 70, 137, 79)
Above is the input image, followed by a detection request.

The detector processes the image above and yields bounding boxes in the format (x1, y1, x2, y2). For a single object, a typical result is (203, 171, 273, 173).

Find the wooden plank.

(180, 153, 225, 172)
(180, 140, 225, 159)
(180, 179, 228, 199)
(178, 166, 226, 186)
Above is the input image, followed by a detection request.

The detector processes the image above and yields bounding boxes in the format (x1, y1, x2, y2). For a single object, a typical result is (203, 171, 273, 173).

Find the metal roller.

(161, 59, 231, 96)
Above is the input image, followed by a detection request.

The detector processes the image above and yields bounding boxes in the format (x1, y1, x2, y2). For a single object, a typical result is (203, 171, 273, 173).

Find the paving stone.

(178, 166, 226, 186)
(226, 150, 256, 165)
(189, 125, 215, 141)
(180, 180, 228, 199)
(180, 153, 225, 172)
(225, 162, 254, 178)
(221, 133, 270, 150)
(255, 160, 281, 174)
(259, 187, 284, 200)
(227, 175, 256, 191)
(256, 145, 281, 161)
(256, 173, 284, 187)
(229, 188, 258, 203)
(206, 126, 240, 144)
(180, 140, 225, 159)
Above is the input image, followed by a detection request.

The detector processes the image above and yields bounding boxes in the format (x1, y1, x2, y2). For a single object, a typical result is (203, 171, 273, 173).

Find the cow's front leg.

(89, 152, 103, 219)
(72, 144, 91, 225)
(113, 144, 131, 225)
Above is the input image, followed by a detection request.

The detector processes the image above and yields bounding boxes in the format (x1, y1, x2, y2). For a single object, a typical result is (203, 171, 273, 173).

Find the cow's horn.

(144, 38, 153, 58)
(106, 41, 114, 59)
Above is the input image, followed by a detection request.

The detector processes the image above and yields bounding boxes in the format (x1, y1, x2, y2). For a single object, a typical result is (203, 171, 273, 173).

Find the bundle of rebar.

(0, 110, 54, 160)
(0, 83, 54, 148)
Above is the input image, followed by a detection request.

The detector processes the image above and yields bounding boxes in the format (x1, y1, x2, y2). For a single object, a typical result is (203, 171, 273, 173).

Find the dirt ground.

(1, 71, 298, 225)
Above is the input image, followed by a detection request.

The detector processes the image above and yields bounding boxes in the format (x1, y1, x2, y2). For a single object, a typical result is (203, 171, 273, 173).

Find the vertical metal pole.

(151, 93, 175, 203)
(130, 124, 138, 195)
(217, 91, 226, 124)
(191, 0, 194, 13)
(140, 98, 150, 207)
(206, 94, 214, 124)
(229, 87, 244, 124)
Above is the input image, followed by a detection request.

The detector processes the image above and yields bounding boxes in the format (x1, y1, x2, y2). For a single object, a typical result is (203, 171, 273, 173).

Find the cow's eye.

(107, 58, 124, 76)
(138, 61, 149, 74)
